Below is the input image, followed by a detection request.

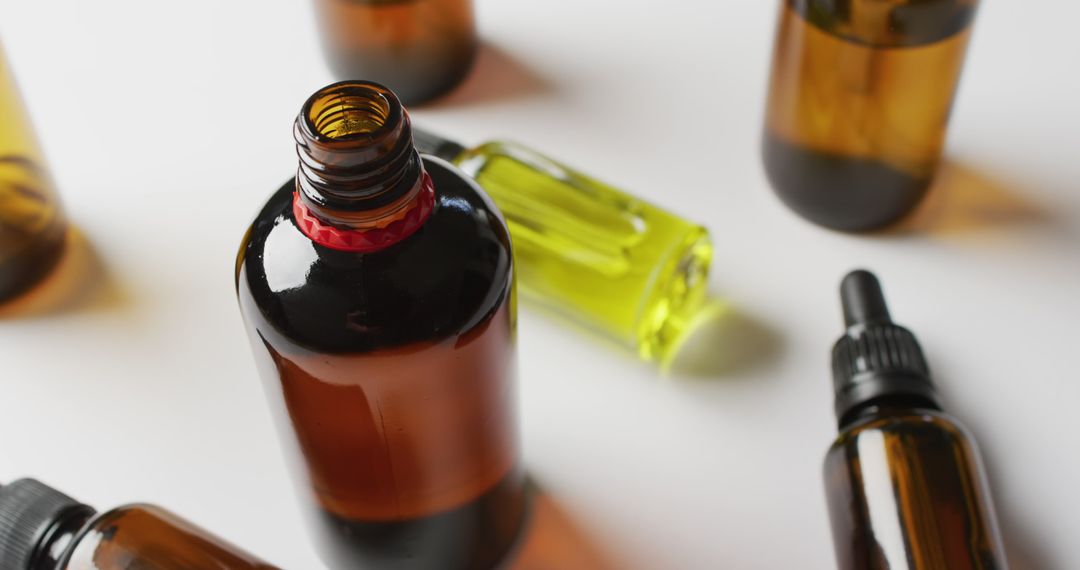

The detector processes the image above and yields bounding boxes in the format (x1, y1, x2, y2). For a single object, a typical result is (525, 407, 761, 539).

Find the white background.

(2, 1, 1078, 568)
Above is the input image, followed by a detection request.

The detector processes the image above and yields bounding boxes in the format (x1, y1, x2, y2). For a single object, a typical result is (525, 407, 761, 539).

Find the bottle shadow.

(508, 479, 619, 570)
(0, 227, 128, 319)
(977, 448, 1056, 570)
(425, 42, 552, 109)
(664, 297, 785, 379)
(886, 161, 1054, 237)
(522, 294, 783, 378)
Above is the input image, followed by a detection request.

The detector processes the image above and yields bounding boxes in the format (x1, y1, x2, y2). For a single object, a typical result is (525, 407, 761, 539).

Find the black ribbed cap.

(411, 127, 467, 162)
(831, 270, 942, 428)
(0, 479, 91, 570)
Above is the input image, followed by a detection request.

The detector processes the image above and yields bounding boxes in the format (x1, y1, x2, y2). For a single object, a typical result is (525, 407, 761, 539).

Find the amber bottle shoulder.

(829, 408, 974, 449)
(236, 157, 512, 354)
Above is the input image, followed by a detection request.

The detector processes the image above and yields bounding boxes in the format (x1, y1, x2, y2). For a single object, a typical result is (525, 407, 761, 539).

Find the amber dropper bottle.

(824, 270, 1007, 569)
(412, 128, 713, 362)
(311, 0, 477, 105)
(236, 81, 525, 569)
(0, 478, 278, 569)
(763, 0, 979, 230)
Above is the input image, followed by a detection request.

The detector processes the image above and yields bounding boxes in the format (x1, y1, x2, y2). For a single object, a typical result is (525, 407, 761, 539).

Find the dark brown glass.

(824, 407, 1007, 570)
(60, 505, 277, 570)
(763, 0, 978, 231)
(312, 0, 477, 105)
(236, 82, 525, 569)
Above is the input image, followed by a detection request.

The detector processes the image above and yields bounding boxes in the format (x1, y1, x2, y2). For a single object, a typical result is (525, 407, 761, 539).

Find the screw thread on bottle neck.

(293, 81, 427, 231)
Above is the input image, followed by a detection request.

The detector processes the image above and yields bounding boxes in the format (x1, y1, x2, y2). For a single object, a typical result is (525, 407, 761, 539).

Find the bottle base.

(323, 40, 478, 106)
(762, 134, 932, 232)
(0, 221, 66, 304)
(311, 469, 527, 570)
(637, 227, 712, 362)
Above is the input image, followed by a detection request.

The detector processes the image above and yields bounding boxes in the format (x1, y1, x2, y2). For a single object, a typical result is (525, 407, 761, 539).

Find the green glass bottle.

(413, 129, 712, 361)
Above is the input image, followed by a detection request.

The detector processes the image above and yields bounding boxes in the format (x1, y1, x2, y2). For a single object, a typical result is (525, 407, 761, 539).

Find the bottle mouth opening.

(302, 81, 400, 143)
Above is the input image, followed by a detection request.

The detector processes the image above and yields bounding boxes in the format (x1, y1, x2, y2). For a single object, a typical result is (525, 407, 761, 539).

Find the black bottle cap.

(832, 270, 942, 428)
(411, 127, 467, 163)
(0, 479, 93, 570)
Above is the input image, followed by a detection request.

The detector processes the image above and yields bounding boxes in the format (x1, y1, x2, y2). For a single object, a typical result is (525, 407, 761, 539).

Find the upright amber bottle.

(412, 128, 713, 362)
(763, 0, 979, 231)
(0, 478, 278, 569)
(312, 0, 477, 105)
(0, 45, 66, 303)
(236, 81, 525, 569)
(824, 270, 1007, 569)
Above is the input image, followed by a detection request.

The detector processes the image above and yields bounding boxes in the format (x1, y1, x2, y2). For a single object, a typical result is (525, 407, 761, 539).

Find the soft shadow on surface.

(986, 459, 1055, 570)
(938, 405, 1056, 570)
(664, 297, 784, 379)
(508, 481, 618, 570)
(428, 43, 552, 108)
(890, 161, 1053, 236)
(0, 228, 127, 319)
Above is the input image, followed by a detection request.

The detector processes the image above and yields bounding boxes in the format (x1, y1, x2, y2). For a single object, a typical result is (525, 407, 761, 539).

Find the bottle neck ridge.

(292, 81, 433, 252)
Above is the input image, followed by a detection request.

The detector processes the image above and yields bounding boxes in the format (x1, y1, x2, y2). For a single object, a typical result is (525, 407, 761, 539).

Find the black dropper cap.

(0, 479, 95, 570)
(832, 270, 942, 428)
(411, 127, 467, 163)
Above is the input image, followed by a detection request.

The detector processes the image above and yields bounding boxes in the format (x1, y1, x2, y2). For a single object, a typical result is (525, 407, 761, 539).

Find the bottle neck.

(32, 505, 95, 570)
(292, 81, 434, 252)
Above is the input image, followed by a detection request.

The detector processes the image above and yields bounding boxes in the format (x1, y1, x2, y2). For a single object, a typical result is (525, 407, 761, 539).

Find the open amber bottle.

(763, 0, 979, 231)
(0, 45, 66, 303)
(312, 0, 477, 105)
(236, 81, 525, 569)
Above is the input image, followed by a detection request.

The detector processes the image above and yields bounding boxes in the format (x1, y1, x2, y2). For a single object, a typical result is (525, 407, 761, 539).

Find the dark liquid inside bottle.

(825, 409, 1006, 570)
(237, 160, 525, 569)
(0, 157, 65, 304)
(763, 0, 977, 231)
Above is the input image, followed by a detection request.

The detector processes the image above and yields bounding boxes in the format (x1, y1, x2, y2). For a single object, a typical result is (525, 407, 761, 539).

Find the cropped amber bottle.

(0, 478, 278, 569)
(763, 0, 979, 231)
(824, 271, 1007, 569)
(236, 81, 525, 569)
(412, 129, 713, 362)
(312, 0, 477, 105)
(0, 45, 66, 303)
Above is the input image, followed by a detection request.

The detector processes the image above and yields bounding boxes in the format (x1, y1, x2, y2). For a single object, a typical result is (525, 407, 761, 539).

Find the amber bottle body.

(0, 46, 66, 303)
(58, 504, 278, 570)
(824, 408, 1006, 569)
(763, 0, 978, 230)
(312, 0, 477, 105)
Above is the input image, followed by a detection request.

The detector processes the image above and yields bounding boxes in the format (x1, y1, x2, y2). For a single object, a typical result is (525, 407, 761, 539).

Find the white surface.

(1, 1, 1078, 568)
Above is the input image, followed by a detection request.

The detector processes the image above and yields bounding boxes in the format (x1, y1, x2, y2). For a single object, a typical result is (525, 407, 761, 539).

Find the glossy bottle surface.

(312, 0, 477, 105)
(61, 505, 277, 570)
(237, 160, 525, 569)
(452, 141, 712, 361)
(0, 46, 66, 303)
(824, 409, 1006, 570)
(763, 0, 977, 231)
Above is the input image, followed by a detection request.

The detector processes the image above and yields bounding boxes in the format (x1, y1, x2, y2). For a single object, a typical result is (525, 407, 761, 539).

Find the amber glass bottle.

(312, 0, 477, 105)
(0, 45, 66, 303)
(824, 270, 1007, 569)
(763, 0, 979, 231)
(236, 81, 525, 569)
(0, 479, 278, 569)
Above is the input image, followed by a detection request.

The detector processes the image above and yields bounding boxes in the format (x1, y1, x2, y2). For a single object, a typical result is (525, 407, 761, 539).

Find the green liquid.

(453, 142, 711, 361)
